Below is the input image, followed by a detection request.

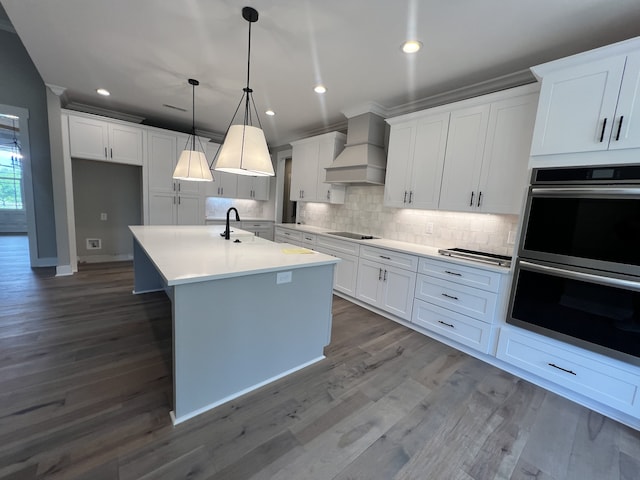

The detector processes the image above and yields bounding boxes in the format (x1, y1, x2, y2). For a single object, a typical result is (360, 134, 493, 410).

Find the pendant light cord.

(191, 81, 196, 151)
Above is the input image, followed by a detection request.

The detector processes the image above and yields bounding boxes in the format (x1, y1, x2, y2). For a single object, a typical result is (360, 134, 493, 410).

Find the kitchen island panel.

(172, 263, 334, 424)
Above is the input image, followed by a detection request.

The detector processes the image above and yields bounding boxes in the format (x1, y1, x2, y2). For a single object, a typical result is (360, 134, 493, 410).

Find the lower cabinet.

(355, 258, 417, 321)
(315, 246, 359, 297)
(241, 221, 274, 241)
(412, 299, 494, 354)
(497, 327, 640, 416)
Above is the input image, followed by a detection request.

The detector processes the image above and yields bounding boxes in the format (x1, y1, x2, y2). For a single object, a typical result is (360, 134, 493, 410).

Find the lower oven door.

(508, 259, 640, 366)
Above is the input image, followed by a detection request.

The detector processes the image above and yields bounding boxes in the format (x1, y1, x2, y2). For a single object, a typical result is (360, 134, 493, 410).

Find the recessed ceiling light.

(314, 85, 327, 94)
(402, 40, 422, 54)
(265, 109, 275, 116)
(96, 88, 111, 96)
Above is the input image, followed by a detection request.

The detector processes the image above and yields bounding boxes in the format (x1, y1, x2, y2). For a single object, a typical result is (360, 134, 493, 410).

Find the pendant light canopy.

(172, 78, 213, 182)
(211, 6, 275, 177)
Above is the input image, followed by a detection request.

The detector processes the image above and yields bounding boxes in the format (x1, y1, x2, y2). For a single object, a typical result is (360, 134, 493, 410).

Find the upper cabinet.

(384, 112, 449, 209)
(439, 93, 538, 214)
(530, 39, 640, 156)
(68, 115, 143, 165)
(385, 84, 538, 215)
(290, 132, 347, 204)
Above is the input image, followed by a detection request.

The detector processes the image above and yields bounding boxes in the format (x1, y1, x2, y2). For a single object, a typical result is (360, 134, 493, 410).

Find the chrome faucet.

(224, 207, 241, 240)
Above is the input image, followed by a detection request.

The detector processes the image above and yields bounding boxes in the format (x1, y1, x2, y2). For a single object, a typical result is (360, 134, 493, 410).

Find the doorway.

(281, 157, 296, 224)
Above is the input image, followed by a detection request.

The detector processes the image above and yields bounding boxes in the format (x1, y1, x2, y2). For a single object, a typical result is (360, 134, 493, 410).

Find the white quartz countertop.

(130, 225, 339, 286)
(275, 223, 511, 274)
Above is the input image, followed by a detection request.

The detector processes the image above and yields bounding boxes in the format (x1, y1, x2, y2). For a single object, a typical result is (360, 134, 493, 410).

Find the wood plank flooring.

(1, 233, 639, 479)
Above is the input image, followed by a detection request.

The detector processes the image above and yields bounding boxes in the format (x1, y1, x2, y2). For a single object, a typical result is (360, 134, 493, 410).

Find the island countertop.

(129, 225, 339, 286)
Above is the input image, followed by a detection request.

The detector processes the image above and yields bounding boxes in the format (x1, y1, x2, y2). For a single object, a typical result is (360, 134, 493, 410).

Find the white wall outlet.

(276, 271, 292, 284)
(507, 231, 516, 245)
(425, 222, 434, 234)
(86, 238, 102, 250)
(100, 213, 108, 221)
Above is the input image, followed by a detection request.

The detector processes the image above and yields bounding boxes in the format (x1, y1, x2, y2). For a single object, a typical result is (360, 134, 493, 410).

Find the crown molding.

(64, 102, 146, 124)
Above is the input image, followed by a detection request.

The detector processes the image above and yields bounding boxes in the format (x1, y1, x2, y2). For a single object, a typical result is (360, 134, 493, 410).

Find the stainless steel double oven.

(508, 164, 640, 365)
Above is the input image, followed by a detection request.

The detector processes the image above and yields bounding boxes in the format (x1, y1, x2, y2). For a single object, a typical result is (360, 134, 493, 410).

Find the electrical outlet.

(425, 222, 434, 234)
(507, 231, 516, 245)
(100, 213, 107, 221)
(86, 238, 102, 250)
(277, 271, 292, 284)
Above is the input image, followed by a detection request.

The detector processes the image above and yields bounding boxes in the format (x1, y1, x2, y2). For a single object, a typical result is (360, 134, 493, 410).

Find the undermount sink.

(327, 231, 379, 240)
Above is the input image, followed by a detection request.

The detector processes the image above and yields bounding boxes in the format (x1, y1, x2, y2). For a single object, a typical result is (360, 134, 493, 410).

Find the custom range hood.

(324, 109, 387, 185)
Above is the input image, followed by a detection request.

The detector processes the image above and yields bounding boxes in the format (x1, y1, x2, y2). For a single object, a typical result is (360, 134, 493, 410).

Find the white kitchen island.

(129, 225, 339, 425)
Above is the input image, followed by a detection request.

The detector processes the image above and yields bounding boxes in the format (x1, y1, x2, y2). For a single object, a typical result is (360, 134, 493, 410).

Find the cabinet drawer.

(360, 246, 418, 272)
(497, 328, 640, 415)
(301, 233, 317, 245)
(242, 221, 272, 230)
(274, 228, 302, 243)
(412, 299, 493, 354)
(418, 257, 503, 293)
(414, 274, 497, 323)
(316, 235, 360, 256)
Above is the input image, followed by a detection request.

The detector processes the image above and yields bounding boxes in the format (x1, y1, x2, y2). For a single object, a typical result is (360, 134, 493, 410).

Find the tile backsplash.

(205, 198, 267, 219)
(298, 186, 520, 256)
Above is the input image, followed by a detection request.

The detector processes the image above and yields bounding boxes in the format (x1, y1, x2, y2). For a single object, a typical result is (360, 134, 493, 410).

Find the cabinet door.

(355, 258, 383, 307)
(477, 93, 537, 214)
(68, 116, 108, 161)
(148, 192, 176, 225)
(251, 176, 270, 201)
(409, 112, 449, 210)
(316, 247, 359, 297)
(530, 56, 626, 155)
(610, 52, 640, 150)
(290, 141, 319, 201)
(380, 265, 416, 321)
(176, 195, 202, 225)
(109, 124, 143, 165)
(316, 136, 346, 205)
(236, 175, 254, 199)
(207, 171, 238, 198)
(384, 121, 414, 208)
(148, 131, 178, 193)
(235, 175, 269, 200)
(438, 104, 490, 212)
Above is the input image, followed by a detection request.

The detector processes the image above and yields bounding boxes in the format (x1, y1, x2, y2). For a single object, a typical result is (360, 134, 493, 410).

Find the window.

(0, 150, 23, 210)
(0, 114, 23, 211)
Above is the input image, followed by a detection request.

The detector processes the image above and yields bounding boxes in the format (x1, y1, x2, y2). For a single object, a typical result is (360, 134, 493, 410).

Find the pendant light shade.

(213, 125, 272, 176)
(173, 78, 213, 182)
(211, 7, 275, 177)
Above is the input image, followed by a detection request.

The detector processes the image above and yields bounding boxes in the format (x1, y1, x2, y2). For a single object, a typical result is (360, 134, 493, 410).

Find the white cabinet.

(147, 130, 204, 225)
(531, 49, 640, 156)
(384, 112, 449, 209)
(425, 104, 490, 212)
(355, 246, 418, 321)
(315, 235, 361, 297)
(411, 257, 504, 354)
(205, 142, 237, 198)
(274, 226, 303, 245)
(68, 115, 143, 165)
(290, 132, 346, 203)
(237, 175, 270, 201)
(497, 327, 640, 416)
(438, 93, 537, 214)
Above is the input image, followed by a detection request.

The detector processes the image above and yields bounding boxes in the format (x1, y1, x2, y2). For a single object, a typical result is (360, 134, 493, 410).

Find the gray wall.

(72, 159, 141, 260)
(0, 25, 56, 260)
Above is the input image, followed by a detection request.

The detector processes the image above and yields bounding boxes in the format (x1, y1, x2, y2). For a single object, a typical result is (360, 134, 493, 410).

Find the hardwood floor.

(1, 233, 639, 479)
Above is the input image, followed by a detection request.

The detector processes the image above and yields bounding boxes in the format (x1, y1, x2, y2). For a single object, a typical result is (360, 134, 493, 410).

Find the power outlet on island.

(86, 238, 102, 250)
(276, 271, 292, 284)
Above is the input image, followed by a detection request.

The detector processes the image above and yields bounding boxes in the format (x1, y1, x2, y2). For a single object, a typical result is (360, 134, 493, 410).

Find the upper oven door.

(519, 186, 640, 276)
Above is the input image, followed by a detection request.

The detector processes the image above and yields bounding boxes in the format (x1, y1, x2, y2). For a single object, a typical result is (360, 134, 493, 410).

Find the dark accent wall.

(0, 22, 56, 260)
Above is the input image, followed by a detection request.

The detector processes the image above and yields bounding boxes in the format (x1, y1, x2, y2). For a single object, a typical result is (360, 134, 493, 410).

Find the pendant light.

(211, 6, 275, 177)
(172, 78, 213, 182)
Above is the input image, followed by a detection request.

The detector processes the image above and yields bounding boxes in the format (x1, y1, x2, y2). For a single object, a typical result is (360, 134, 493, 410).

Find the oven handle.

(531, 187, 640, 197)
(519, 260, 640, 291)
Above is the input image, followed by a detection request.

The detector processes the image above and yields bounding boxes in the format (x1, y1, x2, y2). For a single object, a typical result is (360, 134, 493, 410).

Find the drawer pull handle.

(441, 293, 459, 300)
(548, 363, 576, 375)
(444, 270, 462, 276)
(378, 268, 382, 280)
(379, 255, 391, 260)
(383, 269, 387, 281)
(438, 320, 455, 328)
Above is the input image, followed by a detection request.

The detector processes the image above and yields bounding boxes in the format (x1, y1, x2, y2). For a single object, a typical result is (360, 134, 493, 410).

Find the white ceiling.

(3, 0, 640, 147)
